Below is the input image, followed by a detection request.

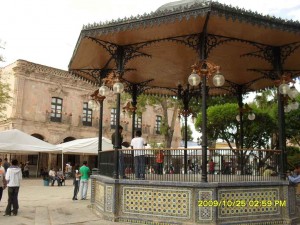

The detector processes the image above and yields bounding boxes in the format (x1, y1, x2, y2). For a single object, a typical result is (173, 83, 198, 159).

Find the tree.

(137, 94, 178, 148)
(285, 96, 300, 146)
(0, 40, 11, 117)
(195, 102, 276, 172)
(180, 124, 193, 142)
(0, 39, 5, 62)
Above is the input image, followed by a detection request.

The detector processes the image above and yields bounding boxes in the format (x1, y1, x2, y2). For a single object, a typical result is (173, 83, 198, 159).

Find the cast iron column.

(201, 75, 208, 182)
(98, 99, 104, 170)
(237, 89, 244, 175)
(131, 84, 138, 139)
(113, 46, 124, 179)
(272, 47, 286, 179)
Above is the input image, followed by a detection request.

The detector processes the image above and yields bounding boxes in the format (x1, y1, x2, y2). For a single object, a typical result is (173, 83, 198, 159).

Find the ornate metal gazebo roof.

(68, 0, 300, 96)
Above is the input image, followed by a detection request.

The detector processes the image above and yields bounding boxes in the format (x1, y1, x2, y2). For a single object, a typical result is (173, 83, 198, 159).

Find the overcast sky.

(0, 0, 299, 70)
(0, 0, 299, 141)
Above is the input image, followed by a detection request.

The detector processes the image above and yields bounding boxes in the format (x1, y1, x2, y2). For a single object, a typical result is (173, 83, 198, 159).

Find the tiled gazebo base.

(90, 175, 300, 225)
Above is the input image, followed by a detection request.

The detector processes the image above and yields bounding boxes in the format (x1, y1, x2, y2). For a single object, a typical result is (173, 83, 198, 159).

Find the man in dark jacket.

(111, 125, 127, 178)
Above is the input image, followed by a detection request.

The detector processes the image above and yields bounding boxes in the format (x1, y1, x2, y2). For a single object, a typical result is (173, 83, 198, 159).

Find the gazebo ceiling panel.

(70, 38, 113, 70)
(84, 16, 207, 46)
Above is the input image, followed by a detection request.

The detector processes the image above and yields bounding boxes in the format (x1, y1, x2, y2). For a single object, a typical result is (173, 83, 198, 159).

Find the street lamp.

(188, 60, 224, 182)
(236, 104, 255, 122)
(101, 72, 125, 179)
(89, 89, 108, 171)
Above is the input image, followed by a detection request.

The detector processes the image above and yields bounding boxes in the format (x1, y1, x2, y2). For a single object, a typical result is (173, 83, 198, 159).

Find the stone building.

(0, 60, 181, 173)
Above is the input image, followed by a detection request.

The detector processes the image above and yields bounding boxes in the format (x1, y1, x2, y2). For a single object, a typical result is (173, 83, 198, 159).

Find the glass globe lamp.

(88, 99, 97, 110)
(113, 81, 124, 94)
(284, 105, 291, 113)
(279, 83, 290, 95)
(188, 71, 201, 86)
(212, 73, 225, 87)
(290, 101, 299, 110)
(236, 115, 240, 122)
(99, 85, 109, 96)
(248, 112, 255, 121)
(288, 86, 299, 99)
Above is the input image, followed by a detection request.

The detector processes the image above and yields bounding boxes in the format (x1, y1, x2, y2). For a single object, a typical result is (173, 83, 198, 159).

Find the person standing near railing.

(156, 150, 164, 175)
(131, 130, 146, 180)
(111, 125, 129, 179)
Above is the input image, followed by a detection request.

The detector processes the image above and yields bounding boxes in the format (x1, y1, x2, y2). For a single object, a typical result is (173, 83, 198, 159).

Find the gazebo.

(69, 0, 300, 224)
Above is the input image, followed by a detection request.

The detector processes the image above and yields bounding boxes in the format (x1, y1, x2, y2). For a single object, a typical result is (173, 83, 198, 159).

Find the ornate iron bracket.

(247, 69, 300, 81)
(241, 42, 300, 65)
(280, 42, 300, 65)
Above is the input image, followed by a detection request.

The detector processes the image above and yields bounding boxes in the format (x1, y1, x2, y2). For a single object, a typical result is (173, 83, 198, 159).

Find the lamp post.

(88, 86, 109, 170)
(275, 74, 299, 178)
(188, 60, 224, 182)
(101, 72, 124, 179)
(178, 84, 199, 174)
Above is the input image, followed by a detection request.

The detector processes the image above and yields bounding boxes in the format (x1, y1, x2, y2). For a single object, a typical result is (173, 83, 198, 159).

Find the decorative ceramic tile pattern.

(198, 191, 213, 221)
(94, 182, 105, 211)
(122, 186, 191, 218)
(235, 221, 289, 225)
(119, 218, 179, 225)
(106, 185, 113, 212)
(218, 188, 280, 218)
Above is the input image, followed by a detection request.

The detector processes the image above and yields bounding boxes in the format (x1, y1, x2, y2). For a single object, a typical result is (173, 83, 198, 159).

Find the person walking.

(4, 159, 22, 216)
(79, 161, 90, 200)
(0, 158, 7, 205)
(131, 130, 146, 179)
(72, 165, 80, 200)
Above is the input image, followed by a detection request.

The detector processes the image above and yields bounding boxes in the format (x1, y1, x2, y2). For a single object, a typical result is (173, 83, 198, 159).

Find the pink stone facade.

(0, 60, 181, 171)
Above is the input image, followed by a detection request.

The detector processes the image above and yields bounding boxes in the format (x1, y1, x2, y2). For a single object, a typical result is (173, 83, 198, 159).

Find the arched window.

(51, 97, 63, 122)
(82, 102, 92, 126)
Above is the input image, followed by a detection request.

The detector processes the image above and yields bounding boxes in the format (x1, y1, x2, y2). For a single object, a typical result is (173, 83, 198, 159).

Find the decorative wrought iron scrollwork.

(280, 42, 300, 65)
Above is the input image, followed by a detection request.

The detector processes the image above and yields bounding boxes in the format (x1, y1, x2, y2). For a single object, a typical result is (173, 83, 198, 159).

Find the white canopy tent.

(0, 129, 61, 177)
(56, 137, 114, 168)
(56, 137, 114, 154)
(0, 129, 60, 153)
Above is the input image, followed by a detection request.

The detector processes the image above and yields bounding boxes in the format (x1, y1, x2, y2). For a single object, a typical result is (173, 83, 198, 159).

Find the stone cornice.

(13, 60, 96, 90)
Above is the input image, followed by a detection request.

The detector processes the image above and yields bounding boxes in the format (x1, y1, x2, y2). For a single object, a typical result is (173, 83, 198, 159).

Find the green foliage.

(287, 146, 300, 169)
(180, 124, 193, 141)
(285, 96, 300, 146)
(195, 103, 276, 149)
(0, 79, 11, 118)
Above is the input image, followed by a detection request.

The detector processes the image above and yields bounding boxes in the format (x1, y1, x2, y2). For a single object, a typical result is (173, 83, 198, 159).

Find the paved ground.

(0, 179, 123, 225)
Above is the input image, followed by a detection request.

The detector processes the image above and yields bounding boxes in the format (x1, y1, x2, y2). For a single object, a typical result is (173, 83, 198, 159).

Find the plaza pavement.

(0, 179, 126, 225)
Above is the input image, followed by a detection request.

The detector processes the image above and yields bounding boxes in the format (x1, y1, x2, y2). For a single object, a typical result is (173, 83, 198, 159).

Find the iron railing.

(98, 148, 281, 182)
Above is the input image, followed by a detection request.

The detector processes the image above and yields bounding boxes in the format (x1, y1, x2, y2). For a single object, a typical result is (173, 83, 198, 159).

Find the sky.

(0, 0, 299, 141)
(0, 0, 299, 70)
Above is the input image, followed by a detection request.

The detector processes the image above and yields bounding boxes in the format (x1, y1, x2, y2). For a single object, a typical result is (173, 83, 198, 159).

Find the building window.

(155, 115, 162, 134)
(135, 116, 142, 130)
(82, 102, 92, 126)
(51, 97, 63, 122)
(110, 108, 116, 129)
(28, 155, 38, 165)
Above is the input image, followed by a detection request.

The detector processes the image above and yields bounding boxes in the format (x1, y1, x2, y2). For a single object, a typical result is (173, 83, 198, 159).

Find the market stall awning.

(69, 0, 300, 96)
(0, 129, 60, 154)
(56, 137, 113, 155)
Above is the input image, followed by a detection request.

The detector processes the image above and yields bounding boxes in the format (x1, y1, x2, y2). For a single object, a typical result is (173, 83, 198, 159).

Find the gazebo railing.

(98, 148, 281, 182)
